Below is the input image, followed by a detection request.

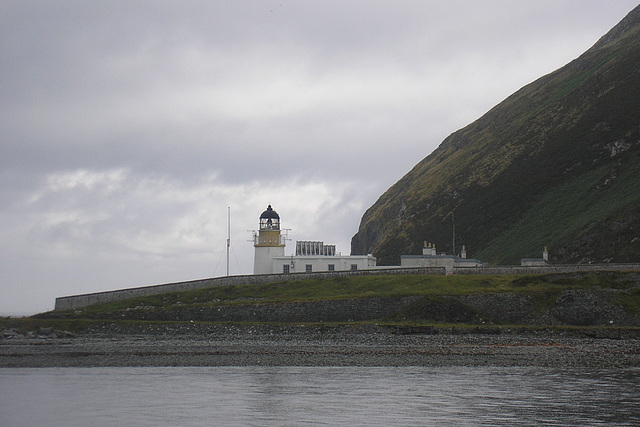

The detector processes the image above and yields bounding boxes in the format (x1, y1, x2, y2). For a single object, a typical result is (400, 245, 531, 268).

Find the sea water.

(1, 366, 639, 426)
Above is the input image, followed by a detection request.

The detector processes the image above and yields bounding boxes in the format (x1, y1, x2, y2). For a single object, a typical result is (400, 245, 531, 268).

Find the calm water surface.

(1, 367, 639, 426)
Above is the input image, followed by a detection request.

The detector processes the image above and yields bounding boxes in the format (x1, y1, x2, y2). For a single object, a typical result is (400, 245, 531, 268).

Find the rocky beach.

(2, 324, 640, 368)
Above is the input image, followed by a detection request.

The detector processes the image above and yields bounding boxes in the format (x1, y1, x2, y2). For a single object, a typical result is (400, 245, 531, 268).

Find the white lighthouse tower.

(253, 205, 285, 274)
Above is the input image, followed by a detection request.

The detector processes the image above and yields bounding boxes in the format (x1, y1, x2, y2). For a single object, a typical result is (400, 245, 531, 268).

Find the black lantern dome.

(259, 205, 280, 230)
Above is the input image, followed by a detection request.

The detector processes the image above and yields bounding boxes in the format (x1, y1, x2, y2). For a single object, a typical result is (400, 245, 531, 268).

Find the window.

(350, 264, 358, 271)
(283, 264, 290, 274)
(305, 264, 312, 273)
(328, 264, 335, 271)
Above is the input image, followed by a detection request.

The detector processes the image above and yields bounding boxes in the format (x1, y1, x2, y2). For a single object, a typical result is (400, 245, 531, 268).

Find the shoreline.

(2, 325, 640, 368)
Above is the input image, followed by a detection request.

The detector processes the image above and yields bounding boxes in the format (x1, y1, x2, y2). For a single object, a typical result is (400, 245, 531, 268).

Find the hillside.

(351, 5, 640, 265)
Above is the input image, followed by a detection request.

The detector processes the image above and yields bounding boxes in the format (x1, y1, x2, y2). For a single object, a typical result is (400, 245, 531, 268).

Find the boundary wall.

(452, 263, 640, 275)
(54, 263, 640, 311)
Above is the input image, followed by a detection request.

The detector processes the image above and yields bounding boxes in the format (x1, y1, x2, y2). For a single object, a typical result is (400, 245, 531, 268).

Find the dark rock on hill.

(351, 5, 640, 265)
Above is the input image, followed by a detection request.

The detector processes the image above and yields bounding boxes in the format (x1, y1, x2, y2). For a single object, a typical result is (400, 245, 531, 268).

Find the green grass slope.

(477, 157, 640, 264)
(23, 272, 640, 329)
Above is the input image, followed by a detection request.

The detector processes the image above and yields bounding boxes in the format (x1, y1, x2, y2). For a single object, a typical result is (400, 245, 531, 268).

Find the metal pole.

(452, 211, 456, 256)
(227, 206, 230, 276)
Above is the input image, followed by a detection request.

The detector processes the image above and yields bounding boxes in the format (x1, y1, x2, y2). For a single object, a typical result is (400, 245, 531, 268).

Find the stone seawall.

(54, 263, 640, 311)
(54, 267, 445, 311)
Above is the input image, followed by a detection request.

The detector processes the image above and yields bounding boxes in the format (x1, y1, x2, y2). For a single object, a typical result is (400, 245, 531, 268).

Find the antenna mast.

(226, 206, 230, 276)
(452, 211, 456, 256)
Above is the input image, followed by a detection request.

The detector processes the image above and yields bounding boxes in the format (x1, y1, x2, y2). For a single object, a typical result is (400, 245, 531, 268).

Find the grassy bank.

(21, 271, 639, 327)
(77, 271, 639, 314)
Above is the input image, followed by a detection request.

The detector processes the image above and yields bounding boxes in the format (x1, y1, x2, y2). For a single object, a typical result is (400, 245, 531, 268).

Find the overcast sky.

(1, 1, 638, 315)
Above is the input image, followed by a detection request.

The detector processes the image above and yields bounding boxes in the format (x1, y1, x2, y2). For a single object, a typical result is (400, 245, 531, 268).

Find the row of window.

(282, 264, 358, 273)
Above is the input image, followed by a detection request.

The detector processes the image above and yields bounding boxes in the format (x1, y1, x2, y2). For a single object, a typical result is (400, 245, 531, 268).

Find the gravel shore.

(2, 325, 640, 368)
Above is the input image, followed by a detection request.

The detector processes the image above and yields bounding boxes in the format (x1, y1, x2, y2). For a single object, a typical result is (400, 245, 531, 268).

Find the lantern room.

(259, 205, 280, 230)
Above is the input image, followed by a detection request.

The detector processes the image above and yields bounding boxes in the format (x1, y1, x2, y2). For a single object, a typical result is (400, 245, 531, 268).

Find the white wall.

(401, 255, 456, 274)
(272, 255, 376, 274)
(254, 246, 285, 274)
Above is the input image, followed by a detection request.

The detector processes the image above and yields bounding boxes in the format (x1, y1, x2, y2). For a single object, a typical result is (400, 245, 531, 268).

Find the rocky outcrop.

(1, 327, 74, 339)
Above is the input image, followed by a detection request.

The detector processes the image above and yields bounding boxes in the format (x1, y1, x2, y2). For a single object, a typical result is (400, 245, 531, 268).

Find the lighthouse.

(253, 205, 285, 274)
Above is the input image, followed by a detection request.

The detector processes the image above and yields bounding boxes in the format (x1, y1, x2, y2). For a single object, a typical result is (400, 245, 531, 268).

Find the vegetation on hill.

(24, 272, 640, 329)
(351, 5, 640, 265)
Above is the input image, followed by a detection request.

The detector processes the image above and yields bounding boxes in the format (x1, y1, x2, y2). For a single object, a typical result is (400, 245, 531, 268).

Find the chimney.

(423, 241, 436, 256)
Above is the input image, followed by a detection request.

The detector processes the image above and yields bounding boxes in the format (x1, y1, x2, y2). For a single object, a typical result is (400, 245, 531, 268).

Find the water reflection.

(1, 367, 639, 426)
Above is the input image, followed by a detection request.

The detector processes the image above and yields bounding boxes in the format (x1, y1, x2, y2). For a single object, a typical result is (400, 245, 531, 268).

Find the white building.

(252, 205, 376, 274)
(521, 247, 550, 266)
(400, 241, 485, 274)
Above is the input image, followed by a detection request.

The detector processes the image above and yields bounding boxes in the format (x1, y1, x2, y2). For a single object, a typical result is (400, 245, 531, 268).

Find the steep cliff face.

(352, 6, 640, 265)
